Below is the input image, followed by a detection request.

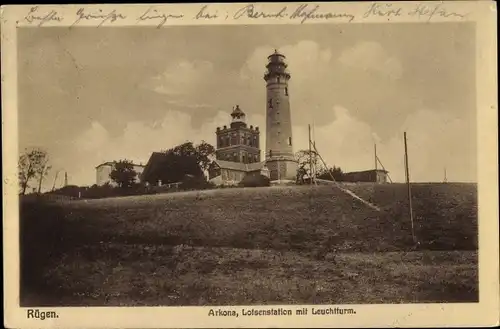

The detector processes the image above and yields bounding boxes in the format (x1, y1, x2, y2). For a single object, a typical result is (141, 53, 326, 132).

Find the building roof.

(95, 161, 145, 169)
(213, 159, 267, 172)
(344, 169, 389, 175)
(231, 105, 245, 117)
(268, 49, 285, 58)
(141, 152, 166, 181)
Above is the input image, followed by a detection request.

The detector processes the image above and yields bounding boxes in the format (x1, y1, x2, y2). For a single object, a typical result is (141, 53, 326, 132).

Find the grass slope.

(20, 183, 478, 306)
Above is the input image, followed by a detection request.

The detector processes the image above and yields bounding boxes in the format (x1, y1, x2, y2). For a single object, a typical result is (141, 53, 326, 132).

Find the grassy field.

(20, 183, 478, 306)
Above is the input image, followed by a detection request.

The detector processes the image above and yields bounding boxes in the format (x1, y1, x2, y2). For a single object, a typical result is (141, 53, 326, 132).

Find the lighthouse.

(264, 50, 298, 181)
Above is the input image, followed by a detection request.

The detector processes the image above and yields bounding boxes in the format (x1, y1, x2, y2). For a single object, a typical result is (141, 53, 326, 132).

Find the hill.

(20, 183, 478, 306)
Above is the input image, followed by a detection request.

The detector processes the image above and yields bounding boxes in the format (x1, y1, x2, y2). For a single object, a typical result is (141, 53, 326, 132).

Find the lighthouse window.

(268, 98, 273, 108)
(288, 137, 292, 146)
(285, 87, 288, 96)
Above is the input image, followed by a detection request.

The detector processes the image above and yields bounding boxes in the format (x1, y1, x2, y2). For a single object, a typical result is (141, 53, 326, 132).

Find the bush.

(239, 174, 270, 188)
(51, 185, 82, 198)
(180, 175, 215, 191)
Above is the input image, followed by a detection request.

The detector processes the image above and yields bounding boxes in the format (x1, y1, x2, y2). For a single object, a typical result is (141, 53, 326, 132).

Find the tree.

(294, 149, 319, 184)
(109, 160, 137, 188)
(195, 141, 216, 173)
(317, 165, 344, 181)
(18, 148, 51, 195)
(151, 141, 215, 185)
(158, 152, 203, 184)
(167, 141, 215, 173)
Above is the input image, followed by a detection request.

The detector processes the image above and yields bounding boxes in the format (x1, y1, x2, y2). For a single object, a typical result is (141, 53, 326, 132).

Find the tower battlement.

(215, 105, 261, 164)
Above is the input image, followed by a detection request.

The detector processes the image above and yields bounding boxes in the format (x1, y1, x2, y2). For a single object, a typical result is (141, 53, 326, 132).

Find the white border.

(2, 2, 498, 328)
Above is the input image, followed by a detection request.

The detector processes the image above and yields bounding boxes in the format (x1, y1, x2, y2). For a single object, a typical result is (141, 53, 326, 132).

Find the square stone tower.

(264, 50, 298, 181)
(215, 105, 261, 163)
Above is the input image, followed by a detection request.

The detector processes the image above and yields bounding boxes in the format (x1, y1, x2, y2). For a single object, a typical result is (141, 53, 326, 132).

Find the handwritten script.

(71, 8, 126, 27)
(24, 6, 63, 27)
(137, 7, 184, 28)
(363, 2, 467, 21)
(233, 4, 355, 23)
(21, 3, 468, 27)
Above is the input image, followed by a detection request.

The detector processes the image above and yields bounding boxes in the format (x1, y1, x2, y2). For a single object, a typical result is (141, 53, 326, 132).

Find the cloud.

(149, 60, 215, 96)
(338, 41, 403, 80)
(238, 40, 403, 133)
(240, 41, 332, 83)
(57, 110, 265, 187)
(43, 102, 475, 190)
(293, 106, 476, 183)
(239, 41, 337, 126)
(165, 99, 214, 109)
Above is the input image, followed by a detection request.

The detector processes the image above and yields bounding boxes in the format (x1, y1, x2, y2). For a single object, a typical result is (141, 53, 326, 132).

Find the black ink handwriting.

(408, 3, 467, 22)
(24, 6, 63, 26)
(71, 8, 126, 27)
(363, 3, 403, 19)
(290, 4, 355, 24)
(233, 4, 288, 20)
(195, 5, 219, 20)
(137, 7, 184, 28)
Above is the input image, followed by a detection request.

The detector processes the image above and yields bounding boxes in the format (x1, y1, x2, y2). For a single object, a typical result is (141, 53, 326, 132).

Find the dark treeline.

(142, 141, 215, 186)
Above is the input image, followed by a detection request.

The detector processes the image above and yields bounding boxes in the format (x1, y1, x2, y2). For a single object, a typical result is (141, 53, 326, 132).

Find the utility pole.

(404, 132, 416, 244)
(64, 172, 68, 187)
(277, 158, 280, 181)
(444, 167, 448, 183)
(308, 124, 313, 185)
(312, 141, 318, 185)
(374, 143, 377, 170)
(51, 170, 60, 192)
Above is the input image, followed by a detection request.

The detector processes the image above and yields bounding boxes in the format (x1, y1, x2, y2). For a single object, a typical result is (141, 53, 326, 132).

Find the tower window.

(288, 137, 292, 146)
(268, 98, 273, 108)
(285, 87, 288, 96)
(277, 77, 281, 84)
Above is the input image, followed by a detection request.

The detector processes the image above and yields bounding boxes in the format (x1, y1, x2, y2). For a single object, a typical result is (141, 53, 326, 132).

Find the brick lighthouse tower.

(264, 50, 298, 181)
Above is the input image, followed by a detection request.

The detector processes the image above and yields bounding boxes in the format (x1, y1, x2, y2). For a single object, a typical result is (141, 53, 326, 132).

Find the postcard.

(2, 1, 498, 328)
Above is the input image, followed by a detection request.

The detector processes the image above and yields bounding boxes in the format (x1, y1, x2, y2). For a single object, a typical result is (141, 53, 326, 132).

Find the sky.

(17, 23, 477, 190)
